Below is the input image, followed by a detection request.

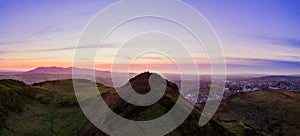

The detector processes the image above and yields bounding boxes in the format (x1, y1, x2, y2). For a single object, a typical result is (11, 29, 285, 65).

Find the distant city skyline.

(0, 0, 300, 74)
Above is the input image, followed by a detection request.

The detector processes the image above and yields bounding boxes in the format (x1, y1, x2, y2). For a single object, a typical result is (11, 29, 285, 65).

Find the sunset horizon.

(1, 65, 300, 76)
(1, 1, 300, 135)
(1, 0, 300, 75)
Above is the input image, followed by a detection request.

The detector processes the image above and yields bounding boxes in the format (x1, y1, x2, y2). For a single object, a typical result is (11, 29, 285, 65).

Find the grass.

(3, 76, 295, 136)
(78, 73, 241, 136)
(0, 79, 87, 136)
(215, 90, 300, 135)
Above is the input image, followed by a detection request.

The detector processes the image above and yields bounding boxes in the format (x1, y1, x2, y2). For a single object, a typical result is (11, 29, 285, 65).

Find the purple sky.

(0, 0, 299, 74)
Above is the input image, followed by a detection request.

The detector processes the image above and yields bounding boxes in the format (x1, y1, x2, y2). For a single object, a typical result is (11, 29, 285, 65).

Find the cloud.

(0, 31, 67, 47)
(137, 56, 166, 60)
(32, 43, 120, 52)
(0, 39, 24, 46)
(72, 11, 93, 17)
(225, 57, 300, 74)
(0, 56, 58, 61)
(32, 27, 72, 36)
(253, 36, 300, 48)
(226, 57, 300, 67)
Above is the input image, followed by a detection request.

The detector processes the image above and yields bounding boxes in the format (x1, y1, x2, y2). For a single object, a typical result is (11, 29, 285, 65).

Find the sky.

(0, 0, 300, 75)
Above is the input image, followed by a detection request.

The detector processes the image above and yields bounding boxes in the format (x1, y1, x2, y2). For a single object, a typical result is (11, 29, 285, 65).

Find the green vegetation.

(78, 72, 263, 136)
(1, 74, 298, 136)
(0, 79, 87, 136)
(0, 80, 36, 129)
(215, 90, 300, 136)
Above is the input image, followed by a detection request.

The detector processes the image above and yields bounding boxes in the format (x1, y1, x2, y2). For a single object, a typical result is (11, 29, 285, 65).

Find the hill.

(0, 79, 89, 135)
(214, 90, 300, 136)
(0, 72, 264, 136)
(77, 72, 262, 136)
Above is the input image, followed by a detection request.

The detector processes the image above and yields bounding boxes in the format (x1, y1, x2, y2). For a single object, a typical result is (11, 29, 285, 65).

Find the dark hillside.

(78, 72, 262, 136)
(0, 73, 268, 136)
(215, 90, 300, 136)
(0, 79, 87, 135)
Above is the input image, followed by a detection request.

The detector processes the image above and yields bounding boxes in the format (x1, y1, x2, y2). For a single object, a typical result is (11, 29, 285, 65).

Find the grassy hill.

(214, 90, 300, 136)
(0, 73, 276, 136)
(77, 72, 263, 136)
(0, 79, 88, 135)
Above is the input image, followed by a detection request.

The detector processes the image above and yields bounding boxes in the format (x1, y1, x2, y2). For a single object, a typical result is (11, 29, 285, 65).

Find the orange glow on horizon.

(0, 60, 72, 71)
(0, 59, 210, 74)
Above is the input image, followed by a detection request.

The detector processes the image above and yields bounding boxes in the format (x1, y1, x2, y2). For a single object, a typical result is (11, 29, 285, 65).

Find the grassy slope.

(0, 80, 36, 129)
(0, 76, 268, 136)
(0, 79, 87, 136)
(215, 90, 300, 136)
(77, 73, 263, 136)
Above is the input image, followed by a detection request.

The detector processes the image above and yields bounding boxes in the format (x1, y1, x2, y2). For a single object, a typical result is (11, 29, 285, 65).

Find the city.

(195, 76, 300, 104)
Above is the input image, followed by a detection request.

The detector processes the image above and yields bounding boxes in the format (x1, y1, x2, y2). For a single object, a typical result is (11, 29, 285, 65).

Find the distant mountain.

(24, 66, 112, 75)
(24, 66, 72, 74)
(0, 66, 135, 86)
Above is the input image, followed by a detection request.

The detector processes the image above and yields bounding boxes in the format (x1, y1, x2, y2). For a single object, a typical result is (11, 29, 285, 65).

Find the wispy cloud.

(226, 57, 300, 74)
(32, 26, 74, 37)
(275, 54, 300, 61)
(253, 36, 300, 48)
(72, 11, 94, 17)
(117, 56, 208, 62)
(0, 56, 58, 61)
(227, 57, 300, 66)
(0, 30, 72, 47)
(0, 44, 119, 54)
(32, 43, 120, 52)
(0, 38, 29, 46)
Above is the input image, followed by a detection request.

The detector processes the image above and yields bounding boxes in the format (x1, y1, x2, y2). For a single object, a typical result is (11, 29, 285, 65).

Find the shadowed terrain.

(77, 72, 239, 136)
(2, 72, 298, 135)
(214, 90, 300, 136)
